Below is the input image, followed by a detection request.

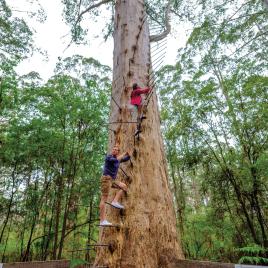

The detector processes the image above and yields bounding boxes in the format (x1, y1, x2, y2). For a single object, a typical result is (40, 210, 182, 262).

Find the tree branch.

(29, 218, 98, 246)
(75, 0, 112, 27)
(227, 29, 268, 58)
(149, 0, 171, 43)
(170, 8, 183, 20)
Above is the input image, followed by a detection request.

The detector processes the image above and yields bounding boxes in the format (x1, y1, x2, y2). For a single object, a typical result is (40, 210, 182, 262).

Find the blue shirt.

(103, 154, 130, 179)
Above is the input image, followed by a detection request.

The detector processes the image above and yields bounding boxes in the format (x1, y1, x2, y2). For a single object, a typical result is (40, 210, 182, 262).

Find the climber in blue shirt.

(99, 145, 131, 226)
(103, 154, 130, 179)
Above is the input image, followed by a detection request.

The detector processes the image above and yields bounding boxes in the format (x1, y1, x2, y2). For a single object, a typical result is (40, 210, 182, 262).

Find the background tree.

(0, 55, 111, 262)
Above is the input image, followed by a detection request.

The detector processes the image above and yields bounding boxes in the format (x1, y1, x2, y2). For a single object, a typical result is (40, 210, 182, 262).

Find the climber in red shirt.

(130, 83, 151, 136)
(130, 83, 150, 119)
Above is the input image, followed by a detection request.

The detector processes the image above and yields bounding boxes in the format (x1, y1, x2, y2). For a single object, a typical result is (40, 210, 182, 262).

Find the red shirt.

(130, 87, 150, 106)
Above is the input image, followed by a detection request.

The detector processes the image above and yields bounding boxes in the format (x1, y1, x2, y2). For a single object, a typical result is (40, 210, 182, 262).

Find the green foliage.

(159, 0, 268, 263)
(0, 55, 111, 262)
(0, 0, 34, 63)
(182, 209, 236, 261)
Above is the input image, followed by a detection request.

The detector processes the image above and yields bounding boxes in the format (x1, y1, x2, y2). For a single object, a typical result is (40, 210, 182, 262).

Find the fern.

(239, 256, 268, 264)
(236, 244, 268, 265)
(237, 245, 267, 255)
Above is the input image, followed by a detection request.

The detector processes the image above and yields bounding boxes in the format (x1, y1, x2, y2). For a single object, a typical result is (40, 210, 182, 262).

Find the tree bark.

(94, 1, 184, 267)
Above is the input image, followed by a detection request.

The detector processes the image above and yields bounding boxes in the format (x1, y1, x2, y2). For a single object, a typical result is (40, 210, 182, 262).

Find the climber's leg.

(112, 181, 127, 209)
(100, 175, 112, 225)
(129, 104, 139, 121)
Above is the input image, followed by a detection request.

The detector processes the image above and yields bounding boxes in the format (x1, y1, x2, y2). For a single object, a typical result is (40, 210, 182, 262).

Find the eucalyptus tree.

(62, 0, 184, 267)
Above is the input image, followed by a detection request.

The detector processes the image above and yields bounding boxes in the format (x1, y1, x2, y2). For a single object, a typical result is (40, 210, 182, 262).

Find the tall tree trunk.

(94, 1, 184, 267)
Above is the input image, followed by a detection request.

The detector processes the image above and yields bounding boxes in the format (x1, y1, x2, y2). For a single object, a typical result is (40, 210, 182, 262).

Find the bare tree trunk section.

(94, 1, 184, 267)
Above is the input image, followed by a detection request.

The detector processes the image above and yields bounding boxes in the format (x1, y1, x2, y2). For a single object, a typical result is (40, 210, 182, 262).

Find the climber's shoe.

(135, 129, 142, 136)
(140, 116, 147, 121)
(100, 220, 113, 226)
(111, 202, 124, 209)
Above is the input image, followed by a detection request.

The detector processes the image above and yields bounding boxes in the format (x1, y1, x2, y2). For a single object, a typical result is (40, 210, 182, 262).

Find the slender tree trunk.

(22, 213, 38, 261)
(53, 117, 67, 259)
(22, 180, 42, 261)
(43, 202, 54, 261)
(94, 1, 183, 267)
(41, 182, 53, 260)
(57, 174, 76, 259)
(85, 198, 94, 262)
(58, 138, 80, 259)
(167, 145, 184, 234)
(39, 170, 50, 259)
(177, 168, 186, 234)
(0, 165, 16, 244)
(0, 189, 14, 244)
(206, 140, 260, 244)
(250, 166, 267, 246)
(227, 169, 260, 244)
(41, 189, 49, 260)
(53, 174, 64, 259)
(19, 218, 26, 261)
(1, 216, 13, 263)
(210, 61, 265, 245)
